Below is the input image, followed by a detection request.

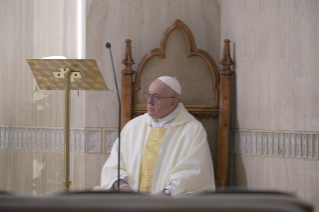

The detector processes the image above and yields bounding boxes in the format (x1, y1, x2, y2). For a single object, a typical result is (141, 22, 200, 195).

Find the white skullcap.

(157, 76, 182, 95)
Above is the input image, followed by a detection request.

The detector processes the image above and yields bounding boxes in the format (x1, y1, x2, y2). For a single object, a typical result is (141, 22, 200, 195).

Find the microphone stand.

(106, 42, 121, 192)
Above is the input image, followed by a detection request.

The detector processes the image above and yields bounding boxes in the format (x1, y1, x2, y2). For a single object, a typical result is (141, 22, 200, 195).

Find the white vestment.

(100, 103, 215, 195)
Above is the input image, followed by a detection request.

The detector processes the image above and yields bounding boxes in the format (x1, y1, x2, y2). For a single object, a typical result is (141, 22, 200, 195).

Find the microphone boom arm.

(106, 42, 122, 192)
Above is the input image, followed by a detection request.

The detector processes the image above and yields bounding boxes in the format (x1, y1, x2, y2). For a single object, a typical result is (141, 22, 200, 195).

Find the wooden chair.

(120, 19, 234, 188)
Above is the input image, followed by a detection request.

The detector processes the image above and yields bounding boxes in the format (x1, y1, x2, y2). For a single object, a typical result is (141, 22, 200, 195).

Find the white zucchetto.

(157, 76, 182, 95)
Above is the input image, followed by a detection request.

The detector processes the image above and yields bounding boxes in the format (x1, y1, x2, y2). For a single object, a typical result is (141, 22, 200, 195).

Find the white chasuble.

(99, 103, 215, 195)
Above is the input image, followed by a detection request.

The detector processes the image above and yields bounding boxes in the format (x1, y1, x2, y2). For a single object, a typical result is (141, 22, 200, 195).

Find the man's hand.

(153, 190, 167, 197)
(120, 185, 134, 192)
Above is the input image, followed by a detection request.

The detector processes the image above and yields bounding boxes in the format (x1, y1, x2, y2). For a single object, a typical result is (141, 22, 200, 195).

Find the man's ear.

(171, 98, 178, 108)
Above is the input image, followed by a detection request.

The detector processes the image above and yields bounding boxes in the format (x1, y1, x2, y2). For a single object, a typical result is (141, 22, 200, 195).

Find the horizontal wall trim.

(231, 129, 319, 160)
(0, 126, 117, 154)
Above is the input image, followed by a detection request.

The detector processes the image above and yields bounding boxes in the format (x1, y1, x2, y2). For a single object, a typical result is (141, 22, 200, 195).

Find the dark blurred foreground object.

(0, 189, 313, 212)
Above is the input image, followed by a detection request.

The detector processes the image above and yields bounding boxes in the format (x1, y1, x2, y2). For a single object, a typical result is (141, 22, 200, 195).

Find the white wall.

(221, 0, 319, 210)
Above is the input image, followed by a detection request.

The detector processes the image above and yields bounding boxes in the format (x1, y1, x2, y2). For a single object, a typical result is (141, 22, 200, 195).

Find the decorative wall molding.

(86, 128, 101, 153)
(0, 126, 117, 154)
(103, 129, 118, 153)
(231, 129, 319, 160)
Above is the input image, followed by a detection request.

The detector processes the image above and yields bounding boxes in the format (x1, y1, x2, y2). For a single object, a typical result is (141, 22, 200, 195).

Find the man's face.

(147, 80, 176, 119)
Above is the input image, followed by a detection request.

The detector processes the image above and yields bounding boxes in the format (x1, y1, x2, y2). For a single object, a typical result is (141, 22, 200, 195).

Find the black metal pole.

(106, 42, 121, 192)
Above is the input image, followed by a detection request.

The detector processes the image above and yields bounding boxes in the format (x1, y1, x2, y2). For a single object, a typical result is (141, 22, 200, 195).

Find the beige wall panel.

(0, 149, 5, 190)
(0, 0, 85, 128)
(85, 0, 221, 127)
(11, 150, 32, 194)
(9, 150, 65, 195)
(0, 0, 34, 126)
(234, 155, 319, 211)
(221, 0, 319, 132)
(70, 152, 86, 191)
(84, 153, 110, 189)
(221, 0, 319, 210)
(0, 149, 91, 195)
(0, 149, 14, 191)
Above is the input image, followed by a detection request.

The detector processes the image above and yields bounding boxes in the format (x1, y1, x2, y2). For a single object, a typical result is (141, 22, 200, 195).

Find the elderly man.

(99, 76, 215, 196)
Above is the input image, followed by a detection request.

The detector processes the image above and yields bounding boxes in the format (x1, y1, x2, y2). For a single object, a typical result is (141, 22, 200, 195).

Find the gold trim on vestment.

(139, 127, 167, 193)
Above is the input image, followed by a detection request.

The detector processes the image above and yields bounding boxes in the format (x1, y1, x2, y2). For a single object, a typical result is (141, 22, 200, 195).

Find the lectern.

(27, 59, 108, 191)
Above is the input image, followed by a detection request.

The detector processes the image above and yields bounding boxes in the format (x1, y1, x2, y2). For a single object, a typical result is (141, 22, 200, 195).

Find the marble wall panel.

(75, 129, 80, 152)
(245, 131, 251, 155)
(41, 128, 46, 151)
(0, 127, 4, 148)
(8, 127, 13, 149)
(2, 149, 14, 191)
(31, 128, 36, 149)
(222, 1, 319, 210)
(13, 127, 18, 149)
(61, 129, 64, 151)
(56, 129, 61, 151)
(273, 132, 278, 156)
(27, 128, 32, 149)
(257, 132, 262, 155)
(46, 129, 50, 151)
(0, 135, 109, 195)
(51, 129, 55, 151)
(80, 130, 85, 153)
(0, 149, 5, 189)
(86, 129, 101, 153)
(301, 133, 308, 159)
(234, 155, 319, 212)
(222, 0, 319, 132)
(69, 153, 86, 191)
(103, 128, 117, 153)
(314, 134, 319, 160)
(71, 129, 75, 152)
(290, 133, 296, 158)
(36, 128, 41, 150)
(307, 133, 314, 159)
(0, 0, 85, 128)
(232, 129, 319, 160)
(262, 132, 267, 156)
(296, 133, 302, 158)
(5, 127, 9, 148)
(267, 132, 273, 156)
(18, 128, 22, 149)
(251, 131, 257, 155)
(278, 133, 284, 157)
(239, 131, 246, 155)
(22, 128, 27, 149)
(84, 153, 109, 190)
(284, 133, 290, 157)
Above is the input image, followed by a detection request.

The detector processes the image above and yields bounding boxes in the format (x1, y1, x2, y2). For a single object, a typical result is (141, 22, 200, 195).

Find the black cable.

(106, 42, 121, 192)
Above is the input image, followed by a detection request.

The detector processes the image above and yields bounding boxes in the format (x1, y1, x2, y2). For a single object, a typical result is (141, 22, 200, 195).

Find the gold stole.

(139, 127, 167, 193)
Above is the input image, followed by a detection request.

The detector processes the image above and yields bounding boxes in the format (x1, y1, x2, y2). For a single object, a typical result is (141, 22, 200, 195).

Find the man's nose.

(147, 97, 154, 104)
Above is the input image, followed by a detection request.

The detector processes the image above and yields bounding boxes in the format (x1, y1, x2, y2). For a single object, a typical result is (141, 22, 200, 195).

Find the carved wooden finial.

(122, 39, 135, 75)
(220, 39, 234, 74)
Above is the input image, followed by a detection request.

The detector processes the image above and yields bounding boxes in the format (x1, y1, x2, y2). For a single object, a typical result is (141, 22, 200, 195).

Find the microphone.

(105, 42, 121, 192)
